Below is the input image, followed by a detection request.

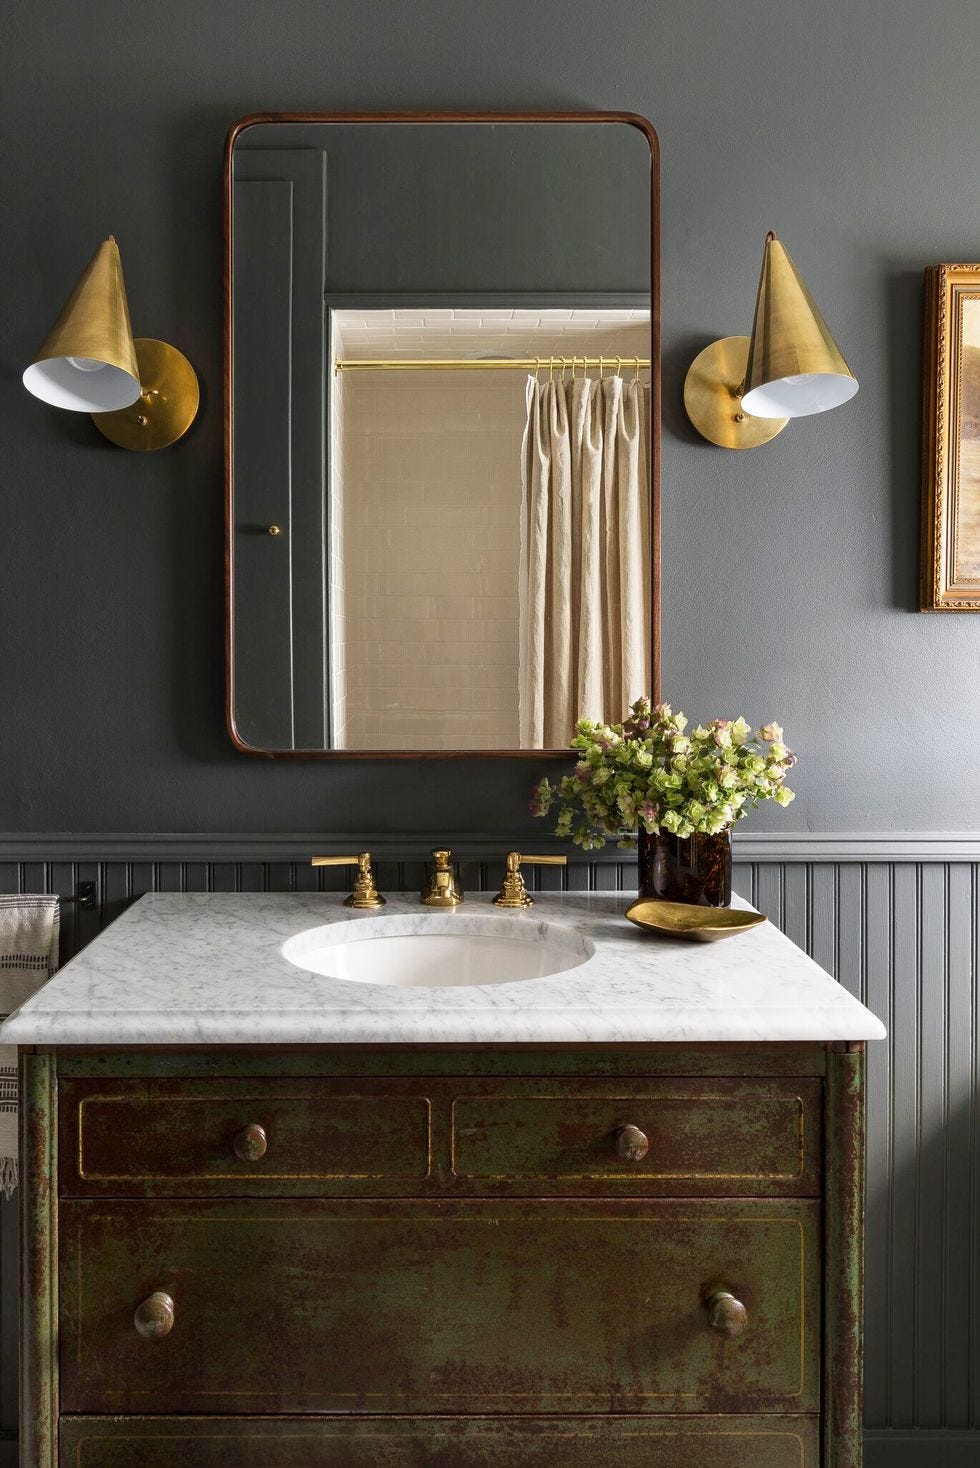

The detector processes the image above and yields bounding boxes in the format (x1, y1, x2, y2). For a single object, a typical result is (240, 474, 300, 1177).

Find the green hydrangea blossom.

(530, 698, 797, 851)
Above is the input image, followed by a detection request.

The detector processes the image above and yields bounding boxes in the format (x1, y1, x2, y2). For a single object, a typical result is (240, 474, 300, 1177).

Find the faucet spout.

(421, 849, 464, 907)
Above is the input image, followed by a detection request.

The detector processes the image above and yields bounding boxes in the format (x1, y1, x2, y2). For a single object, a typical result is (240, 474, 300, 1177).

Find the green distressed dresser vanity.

(5, 891, 885, 1467)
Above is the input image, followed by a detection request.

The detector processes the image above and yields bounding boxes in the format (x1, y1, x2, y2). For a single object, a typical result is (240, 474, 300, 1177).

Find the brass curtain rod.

(334, 356, 652, 374)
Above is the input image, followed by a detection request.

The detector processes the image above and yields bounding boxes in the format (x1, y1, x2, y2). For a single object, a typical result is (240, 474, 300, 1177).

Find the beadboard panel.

(864, 1430, 980, 1468)
(730, 858, 980, 1434)
(0, 840, 977, 1450)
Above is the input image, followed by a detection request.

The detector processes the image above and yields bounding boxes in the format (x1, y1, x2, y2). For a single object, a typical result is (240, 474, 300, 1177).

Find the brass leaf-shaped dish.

(625, 898, 767, 943)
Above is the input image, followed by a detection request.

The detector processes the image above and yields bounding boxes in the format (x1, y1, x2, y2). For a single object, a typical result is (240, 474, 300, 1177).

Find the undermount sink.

(282, 913, 595, 988)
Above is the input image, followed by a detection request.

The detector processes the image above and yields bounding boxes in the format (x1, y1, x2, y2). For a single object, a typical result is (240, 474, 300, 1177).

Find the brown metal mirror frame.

(224, 111, 661, 759)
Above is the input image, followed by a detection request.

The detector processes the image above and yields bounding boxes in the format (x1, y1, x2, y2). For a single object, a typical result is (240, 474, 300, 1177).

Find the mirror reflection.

(229, 119, 657, 754)
(331, 310, 651, 750)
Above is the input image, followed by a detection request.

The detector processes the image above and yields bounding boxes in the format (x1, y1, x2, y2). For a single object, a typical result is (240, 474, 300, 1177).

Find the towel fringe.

(0, 1154, 17, 1199)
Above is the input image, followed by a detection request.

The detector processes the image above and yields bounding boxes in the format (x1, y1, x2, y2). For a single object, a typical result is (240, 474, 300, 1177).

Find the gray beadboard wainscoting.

(0, 832, 977, 1467)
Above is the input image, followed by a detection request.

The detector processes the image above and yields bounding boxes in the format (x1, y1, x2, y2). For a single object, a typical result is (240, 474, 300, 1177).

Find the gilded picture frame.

(921, 263, 980, 610)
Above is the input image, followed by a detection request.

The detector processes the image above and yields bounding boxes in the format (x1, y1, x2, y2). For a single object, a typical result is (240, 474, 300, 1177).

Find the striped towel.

(0, 895, 60, 1196)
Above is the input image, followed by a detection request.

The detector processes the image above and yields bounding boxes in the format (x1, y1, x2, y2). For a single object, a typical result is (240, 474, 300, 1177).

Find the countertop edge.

(0, 1012, 888, 1046)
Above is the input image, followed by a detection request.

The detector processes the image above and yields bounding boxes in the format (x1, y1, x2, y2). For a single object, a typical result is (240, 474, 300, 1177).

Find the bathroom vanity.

(3, 891, 884, 1467)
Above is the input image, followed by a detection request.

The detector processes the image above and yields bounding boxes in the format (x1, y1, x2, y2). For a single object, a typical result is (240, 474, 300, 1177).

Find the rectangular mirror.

(225, 113, 659, 756)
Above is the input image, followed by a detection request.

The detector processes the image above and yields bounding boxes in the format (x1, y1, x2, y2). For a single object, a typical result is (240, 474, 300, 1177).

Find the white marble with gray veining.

(0, 891, 886, 1045)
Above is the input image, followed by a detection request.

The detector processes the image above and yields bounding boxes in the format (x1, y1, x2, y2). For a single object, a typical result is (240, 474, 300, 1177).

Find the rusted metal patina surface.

(449, 1076, 822, 1196)
(53, 1041, 829, 1080)
(60, 1076, 432, 1197)
(16, 1041, 863, 1466)
(19, 1050, 57, 1468)
(59, 1196, 819, 1416)
(60, 1072, 822, 1199)
(823, 1043, 865, 1468)
(59, 1413, 821, 1466)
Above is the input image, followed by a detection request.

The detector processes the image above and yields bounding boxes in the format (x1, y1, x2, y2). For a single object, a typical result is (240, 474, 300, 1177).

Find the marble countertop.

(0, 891, 886, 1046)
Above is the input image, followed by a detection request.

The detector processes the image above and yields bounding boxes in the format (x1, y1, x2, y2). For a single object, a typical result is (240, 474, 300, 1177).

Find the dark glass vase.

(637, 828, 733, 908)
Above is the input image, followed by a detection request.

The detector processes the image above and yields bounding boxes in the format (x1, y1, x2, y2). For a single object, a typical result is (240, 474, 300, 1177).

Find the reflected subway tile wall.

(340, 369, 523, 750)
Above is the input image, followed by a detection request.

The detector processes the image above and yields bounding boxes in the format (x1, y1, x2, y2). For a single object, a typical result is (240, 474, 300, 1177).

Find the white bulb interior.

(22, 356, 142, 412)
(66, 356, 108, 372)
(741, 371, 858, 419)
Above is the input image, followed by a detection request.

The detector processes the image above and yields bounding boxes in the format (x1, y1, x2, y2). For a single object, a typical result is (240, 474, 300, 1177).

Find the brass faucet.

(421, 849, 463, 907)
(493, 851, 567, 909)
(310, 852, 386, 909)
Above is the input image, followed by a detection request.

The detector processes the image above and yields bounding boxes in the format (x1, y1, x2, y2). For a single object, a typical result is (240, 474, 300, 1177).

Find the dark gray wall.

(2, 0, 978, 835)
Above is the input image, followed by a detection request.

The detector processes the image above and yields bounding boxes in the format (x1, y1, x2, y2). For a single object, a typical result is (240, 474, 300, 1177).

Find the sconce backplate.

(684, 335, 787, 449)
(91, 338, 199, 450)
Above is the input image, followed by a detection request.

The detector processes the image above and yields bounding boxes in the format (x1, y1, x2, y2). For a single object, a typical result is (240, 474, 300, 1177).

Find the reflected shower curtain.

(519, 375, 652, 747)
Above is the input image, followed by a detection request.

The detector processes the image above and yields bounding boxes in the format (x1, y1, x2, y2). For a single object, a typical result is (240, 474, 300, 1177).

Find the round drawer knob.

(706, 1289, 749, 1338)
(134, 1291, 175, 1340)
(614, 1124, 649, 1163)
(233, 1123, 268, 1162)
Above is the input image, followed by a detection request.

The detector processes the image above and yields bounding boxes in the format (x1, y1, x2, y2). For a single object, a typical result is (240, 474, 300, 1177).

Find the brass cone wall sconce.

(22, 236, 199, 451)
(684, 232, 858, 449)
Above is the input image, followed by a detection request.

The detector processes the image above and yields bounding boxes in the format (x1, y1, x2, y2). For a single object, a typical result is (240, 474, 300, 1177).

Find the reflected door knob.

(232, 1123, 268, 1162)
(705, 1289, 749, 1338)
(134, 1291, 175, 1340)
(615, 1124, 649, 1163)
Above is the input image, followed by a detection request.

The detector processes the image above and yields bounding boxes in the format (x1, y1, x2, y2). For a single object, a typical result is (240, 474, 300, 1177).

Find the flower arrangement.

(531, 698, 797, 851)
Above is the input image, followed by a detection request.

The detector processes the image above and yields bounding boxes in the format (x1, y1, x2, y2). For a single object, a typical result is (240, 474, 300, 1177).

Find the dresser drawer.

(450, 1078, 821, 1195)
(60, 1414, 820, 1466)
(59, 1078, 431, 1195)
(60, 1198, 820, 1415)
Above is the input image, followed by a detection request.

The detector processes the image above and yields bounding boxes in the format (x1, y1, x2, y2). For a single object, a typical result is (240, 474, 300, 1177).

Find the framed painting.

(921, 263, 980, 610)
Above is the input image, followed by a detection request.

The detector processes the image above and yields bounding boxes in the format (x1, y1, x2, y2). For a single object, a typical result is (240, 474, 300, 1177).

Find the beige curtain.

(519, 375, 652, 747)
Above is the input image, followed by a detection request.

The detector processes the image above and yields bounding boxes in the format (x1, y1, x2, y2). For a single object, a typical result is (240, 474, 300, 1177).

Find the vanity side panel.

(823, 1045, 865, 1468)
(19, 1052, 56, 1468)
(59, 1414, 821, 1466)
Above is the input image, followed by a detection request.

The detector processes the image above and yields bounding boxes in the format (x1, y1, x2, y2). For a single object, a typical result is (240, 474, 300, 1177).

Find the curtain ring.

(598, 356, 605, 379)
(615, 356, 622, 379)
(533, 356, 541, 382)
(634, 356, 641, 382)
(548, 356, 554, 383)
(560, 356, 567, 382)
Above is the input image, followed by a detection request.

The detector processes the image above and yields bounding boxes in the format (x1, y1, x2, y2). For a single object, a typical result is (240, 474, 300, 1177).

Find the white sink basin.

(282, 913, 594, 988)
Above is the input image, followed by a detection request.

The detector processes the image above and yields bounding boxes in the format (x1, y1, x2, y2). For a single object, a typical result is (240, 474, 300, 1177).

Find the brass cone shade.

(23, 237, 142, 411)
(741, 235, 857, 419)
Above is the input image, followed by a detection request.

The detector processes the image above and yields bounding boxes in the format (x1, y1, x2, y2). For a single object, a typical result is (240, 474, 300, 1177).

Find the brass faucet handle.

(493, 852, 567, 909)
(421, 848, 464, 907)
(310, 852, 386, 909)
